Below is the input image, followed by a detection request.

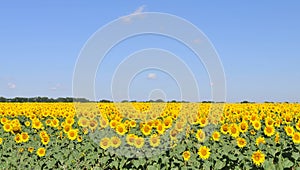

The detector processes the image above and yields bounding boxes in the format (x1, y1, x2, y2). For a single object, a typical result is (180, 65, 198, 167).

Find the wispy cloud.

(7, 82, 16, 89)
(49, 83, 62, 91)
(147, 73, 157, 80)
(122, 5, 146, 23)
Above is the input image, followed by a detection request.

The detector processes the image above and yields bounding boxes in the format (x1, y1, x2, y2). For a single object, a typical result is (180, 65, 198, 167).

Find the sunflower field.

(1, 102, 300, 169)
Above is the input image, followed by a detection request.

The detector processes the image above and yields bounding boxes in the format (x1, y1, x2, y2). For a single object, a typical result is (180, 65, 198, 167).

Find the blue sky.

(1, 1, 300, 102)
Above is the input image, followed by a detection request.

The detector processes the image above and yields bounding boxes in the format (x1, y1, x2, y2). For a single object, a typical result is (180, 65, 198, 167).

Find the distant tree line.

(0, 96, 90, 103)
(1, 97, 293, 103)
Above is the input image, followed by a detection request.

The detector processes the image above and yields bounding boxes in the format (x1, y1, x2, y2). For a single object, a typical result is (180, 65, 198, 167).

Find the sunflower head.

(236, 137, 247, 148)
(252, 150, 265, 166)
(264, 125, 275, 137)
(110, 136, 121, 148)
(134, 137, 144, 149)
(100, 137, 111, 150)
(182, 151, 191, 161)
(37, 147, 46, 157)
(196, 129, 206, 142)
(212, 131, 220, 141)
(198, 146, 210, 160)
(149, 134, 160, 147)
(292, 132, 300, 144)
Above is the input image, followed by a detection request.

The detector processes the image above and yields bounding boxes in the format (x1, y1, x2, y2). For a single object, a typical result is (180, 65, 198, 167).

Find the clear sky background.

(0, 1, 300, 102)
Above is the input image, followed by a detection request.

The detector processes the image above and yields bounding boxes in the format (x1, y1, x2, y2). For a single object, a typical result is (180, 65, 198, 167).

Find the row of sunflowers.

(1, 102, 300, 169)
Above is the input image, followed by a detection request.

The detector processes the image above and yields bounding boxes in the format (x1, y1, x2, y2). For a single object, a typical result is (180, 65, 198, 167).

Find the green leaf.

(176, 144, 186, 153)
(203, 161, 211, 170)
(99, 156, 110, 165)
(148, 165, 157, 170)
(132, 160, 140, 168)
(292, 152, 300, 160)
(282, 158, 293, 168)
(263, 160, 275, 170)
(214, 160, 226, 170)
(110, 160, 119, 168)
(119, 158, 126, 169)
(228, 153, 238, 161)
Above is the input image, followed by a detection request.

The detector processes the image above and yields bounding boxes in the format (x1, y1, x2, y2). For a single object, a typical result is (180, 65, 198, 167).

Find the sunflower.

(163, 117, 173, 129)
(250, 129, 256, 135)
(45, 119, 52, 126)
(195, 129, 206, 142)
(236, 137, 247, 148)
(67, 129, 78, 141)
(182, 151, 191, 161)
(250, 114, 258, 122)
(134, 137, 145, 149)
(0, 117, 8, 124)
(65, 117, 74, 125)
(169, 129, 178, 140)
(264, 125, 275, 137)
(37, 147, 46, 157)
(212, 131, 220, 141)
(0, 138, 3, 145)
(77, 136, 83, 142)
(252, 120, 261, 131)
(41, 135, 50, 145)
(292, 132, 300, 144)
(78, 117, 89, 127)
(220, 124, 229, 134)
(100, 137, 111, 150)
(3, 123, 12, 132)
(25, 121, 31, 127)
(116, 124, 127, 136)
(141, 124, 152, 136)
(88, 119, 98, 131)
(100, 118, 109, 128)
(63, 124, 72, 133)
(239, 121, 248, 133)
(199, 117, 208, 127)
(256, 136, 266, 146)
(39, 131, 47, 138)
(198, 146, 210, 160)
(110, 136, 121, 148)
(19, 148, 24, 153)
(126, 134, 137, 146)
(28, 147, 34, 153)
(264, 117, 274, 127)
(21, 132, 29, 142)
(32, 119, 43, 130)
(175, 121, 185, 132)
(15, 134, 22, 143)
(129, 120, 136, 128)
(156, 123, 165, 135)
(229, 124, 240, 138)
(284, 114, 293, 124)
(109, 120, 119, 129)
(284, 126, 294, 136)
(149, 134, 160, 147)
(252, 150, 265, 166)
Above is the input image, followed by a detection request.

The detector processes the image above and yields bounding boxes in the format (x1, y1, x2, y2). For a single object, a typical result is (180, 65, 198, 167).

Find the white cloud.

(49, 83, 62, 91)
(7, 82, 16, 89)
(147, 73, 157, 80)
(122, 5, 146, 23)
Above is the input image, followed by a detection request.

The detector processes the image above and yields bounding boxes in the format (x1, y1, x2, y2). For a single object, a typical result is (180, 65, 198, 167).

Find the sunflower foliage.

(1, 102, 300, 169)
